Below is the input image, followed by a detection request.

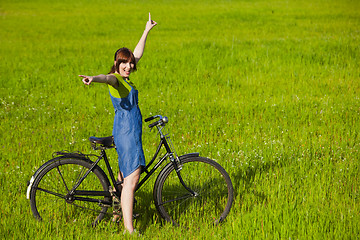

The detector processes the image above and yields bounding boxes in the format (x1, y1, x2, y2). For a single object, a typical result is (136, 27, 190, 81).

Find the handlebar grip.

(145, 116, 157, 122)
(148, 120, 161, 128)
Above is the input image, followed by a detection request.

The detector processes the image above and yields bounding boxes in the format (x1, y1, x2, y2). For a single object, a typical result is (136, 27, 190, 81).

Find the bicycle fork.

(173, 162, 198, 197)
(163, 132, 198, 197)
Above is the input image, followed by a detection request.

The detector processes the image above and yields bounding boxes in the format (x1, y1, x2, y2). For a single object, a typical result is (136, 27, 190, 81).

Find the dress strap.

(109, 73, 132, 98)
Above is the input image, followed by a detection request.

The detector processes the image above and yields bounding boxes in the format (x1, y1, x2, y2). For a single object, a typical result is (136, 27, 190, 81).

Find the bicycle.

(27, 115, 234, 227)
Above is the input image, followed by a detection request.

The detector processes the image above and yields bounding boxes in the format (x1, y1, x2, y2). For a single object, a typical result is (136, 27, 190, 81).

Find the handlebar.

(145, 115, 157, 122)
(145, 115, 168, 128)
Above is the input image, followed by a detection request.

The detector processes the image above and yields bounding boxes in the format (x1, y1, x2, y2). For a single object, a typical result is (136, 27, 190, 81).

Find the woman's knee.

(123, 168, 141, 189)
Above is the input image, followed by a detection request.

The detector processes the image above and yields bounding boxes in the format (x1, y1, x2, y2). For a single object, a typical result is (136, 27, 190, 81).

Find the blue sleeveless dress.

(109, 73, 145, 178)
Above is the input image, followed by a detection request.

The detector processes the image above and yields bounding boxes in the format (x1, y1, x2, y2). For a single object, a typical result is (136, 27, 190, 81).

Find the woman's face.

(117, 61, 135, 78)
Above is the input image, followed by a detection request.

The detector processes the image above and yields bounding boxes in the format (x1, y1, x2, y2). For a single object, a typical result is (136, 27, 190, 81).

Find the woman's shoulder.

(109, 74, 132, 98)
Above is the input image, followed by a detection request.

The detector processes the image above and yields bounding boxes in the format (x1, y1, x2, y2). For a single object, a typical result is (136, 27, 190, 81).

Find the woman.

(79, 13, 157, 234)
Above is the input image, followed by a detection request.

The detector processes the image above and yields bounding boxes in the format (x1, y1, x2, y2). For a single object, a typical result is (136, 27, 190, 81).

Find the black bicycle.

(27, 115, 234, 227)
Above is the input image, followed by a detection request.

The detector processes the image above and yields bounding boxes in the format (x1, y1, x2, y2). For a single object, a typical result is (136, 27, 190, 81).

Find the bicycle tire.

(29, 157, 111, 226)
(153, 156, 234, 227)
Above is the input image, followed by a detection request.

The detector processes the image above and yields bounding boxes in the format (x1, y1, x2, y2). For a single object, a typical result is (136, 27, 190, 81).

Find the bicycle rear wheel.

(153, 156, 233, 227)
(29, 158, 111, 226)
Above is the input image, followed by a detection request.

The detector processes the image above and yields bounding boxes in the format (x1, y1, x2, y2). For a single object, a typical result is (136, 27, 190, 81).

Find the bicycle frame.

(67, 124, 197, 206)
(136, 125, 180, 191)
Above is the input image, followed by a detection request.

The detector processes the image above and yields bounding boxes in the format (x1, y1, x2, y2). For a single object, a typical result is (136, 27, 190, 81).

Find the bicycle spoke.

(36, 187, 65, 199)
(56, 165, 70, 192)
(69, 202, 109, 215)
(159, 193, 194, 205)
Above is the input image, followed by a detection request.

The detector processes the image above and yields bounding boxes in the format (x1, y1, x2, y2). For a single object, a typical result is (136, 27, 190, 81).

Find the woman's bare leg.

(121, 167, 141, 233)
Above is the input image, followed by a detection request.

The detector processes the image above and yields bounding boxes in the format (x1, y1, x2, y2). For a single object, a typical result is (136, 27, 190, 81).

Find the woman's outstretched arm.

(79, 74, 118, 87)
(133, 12, 157, 64)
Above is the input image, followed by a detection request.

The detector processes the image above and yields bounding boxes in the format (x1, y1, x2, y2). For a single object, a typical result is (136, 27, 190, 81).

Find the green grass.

(1, 0, 359, 239)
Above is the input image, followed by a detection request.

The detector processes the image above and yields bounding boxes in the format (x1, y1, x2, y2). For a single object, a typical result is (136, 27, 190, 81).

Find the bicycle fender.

(154, 152, 201, 201)
(178, 152, 200, 160)
(156, 152, 200, 178)
(27, 157, 60, 199)
(26, 154, 89, 199)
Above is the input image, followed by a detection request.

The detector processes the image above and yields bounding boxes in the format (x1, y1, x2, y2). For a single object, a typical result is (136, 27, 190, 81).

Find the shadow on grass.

(133, 189, 162, 232)
(96, 189, 160, 233)
(131, 172, 235, 232)
(96, 159, 280, 232)
(230, 159, 282, 211)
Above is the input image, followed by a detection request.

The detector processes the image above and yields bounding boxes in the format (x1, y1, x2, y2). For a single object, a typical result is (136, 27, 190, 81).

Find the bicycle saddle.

(89, 136, 115, 149)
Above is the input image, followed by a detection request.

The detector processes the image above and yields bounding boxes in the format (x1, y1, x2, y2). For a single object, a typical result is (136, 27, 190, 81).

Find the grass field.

(1, 0, 359, 239)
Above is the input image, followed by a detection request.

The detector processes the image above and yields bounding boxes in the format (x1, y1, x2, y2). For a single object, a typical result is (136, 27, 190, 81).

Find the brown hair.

(109, 48, 137, 74)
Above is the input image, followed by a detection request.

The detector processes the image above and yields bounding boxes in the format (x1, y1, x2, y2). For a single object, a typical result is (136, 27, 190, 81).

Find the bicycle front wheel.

(29, 157, 111, 226)
(153, 156, 234, 227)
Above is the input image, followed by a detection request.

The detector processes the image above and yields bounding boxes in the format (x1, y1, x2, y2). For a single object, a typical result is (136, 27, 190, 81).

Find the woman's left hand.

(145, 12, 157, 32)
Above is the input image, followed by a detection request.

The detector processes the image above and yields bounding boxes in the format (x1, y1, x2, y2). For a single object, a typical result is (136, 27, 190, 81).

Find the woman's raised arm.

(133, 13, 157, 64)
